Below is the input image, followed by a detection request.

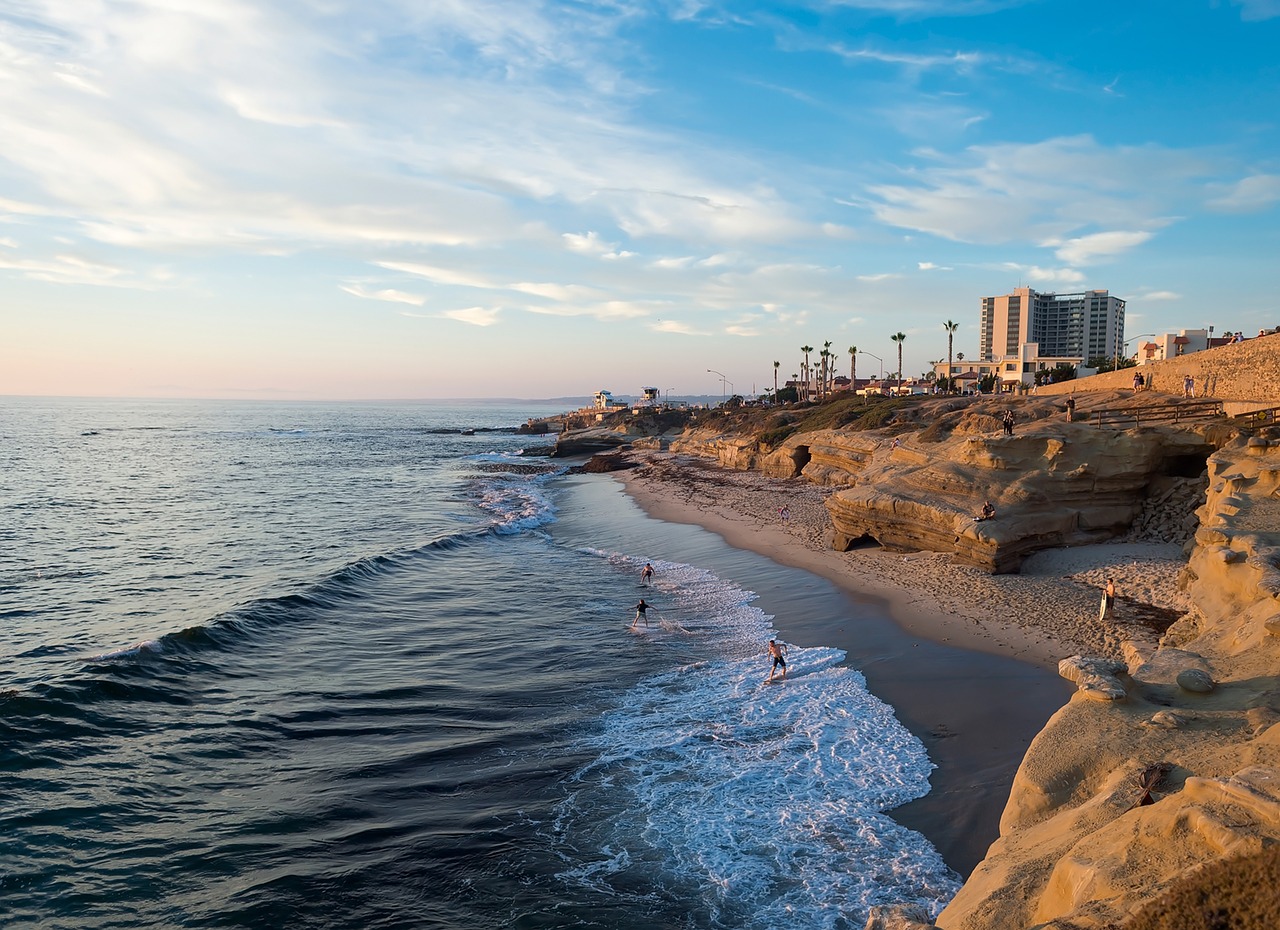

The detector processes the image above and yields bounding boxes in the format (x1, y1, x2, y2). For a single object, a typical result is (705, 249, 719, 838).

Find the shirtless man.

(766, 639, 788, 682)
(1100, 579, 1116, 621)
(640, 563, 654, 585)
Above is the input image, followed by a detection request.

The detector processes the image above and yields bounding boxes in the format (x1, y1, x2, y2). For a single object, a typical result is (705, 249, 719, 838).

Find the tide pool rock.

(1176, 668, 1216, 693)
(1059, 655, 1128, 702)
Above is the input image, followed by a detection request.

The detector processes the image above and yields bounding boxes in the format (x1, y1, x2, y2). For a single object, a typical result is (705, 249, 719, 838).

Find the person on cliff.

(1002, 409, 1015, 436)
(1065, 395, 1076, 422)
(766, 638, 788, 683)
(632, 598, 650, 629)
(1099, 579, 1116, 622)
(976, 500, 996, 522)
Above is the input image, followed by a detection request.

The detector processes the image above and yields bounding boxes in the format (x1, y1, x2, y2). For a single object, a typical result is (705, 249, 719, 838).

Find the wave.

(552, 546, 960, 927)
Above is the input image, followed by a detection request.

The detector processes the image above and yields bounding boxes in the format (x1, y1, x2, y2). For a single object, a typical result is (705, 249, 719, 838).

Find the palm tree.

(773, 361, 780, 403)
(848, 345, 857, 387)
(800, 345, 813, 401)
(943, 320, 959, 393)
(890, 332, 906, 391)
(822, 340, 833, 398)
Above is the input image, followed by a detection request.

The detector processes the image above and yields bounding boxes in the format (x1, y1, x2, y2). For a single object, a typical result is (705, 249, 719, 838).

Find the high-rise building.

(979, 287, 1125, 363)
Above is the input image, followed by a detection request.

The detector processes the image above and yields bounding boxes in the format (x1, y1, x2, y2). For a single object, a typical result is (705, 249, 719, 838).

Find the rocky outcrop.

(824, 419, 1213, 573)
(936, 436, 1280, 930)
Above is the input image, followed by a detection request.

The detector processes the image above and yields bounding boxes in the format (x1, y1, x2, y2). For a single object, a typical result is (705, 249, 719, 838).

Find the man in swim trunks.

(641, 563, 654, 585)
(632, 598, 650, 629)
(767, 638, 788, 682)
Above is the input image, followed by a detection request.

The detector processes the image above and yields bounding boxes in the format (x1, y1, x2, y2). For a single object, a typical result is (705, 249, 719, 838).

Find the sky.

(2, 0, 1278, 401)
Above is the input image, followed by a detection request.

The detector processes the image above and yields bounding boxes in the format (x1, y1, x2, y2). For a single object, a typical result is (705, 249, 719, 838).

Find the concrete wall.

(1038, 333, 1280, 405)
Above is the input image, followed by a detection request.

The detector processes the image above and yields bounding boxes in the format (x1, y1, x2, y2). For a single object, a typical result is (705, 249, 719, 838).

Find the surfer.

(632, 598, 650, 629)
(766, 638, 788, 682)
(1100, 578, 1116, 621)
(641, 563, 654, 585)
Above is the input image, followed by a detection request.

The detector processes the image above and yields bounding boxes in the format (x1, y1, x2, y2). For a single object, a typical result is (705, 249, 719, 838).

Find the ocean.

(1, 397, 961, 929)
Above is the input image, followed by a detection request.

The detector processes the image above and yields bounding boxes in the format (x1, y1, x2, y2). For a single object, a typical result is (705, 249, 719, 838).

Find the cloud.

(0, 252, 169, 288)
(340, 283, 426, 306)
(442, 306, 501, 326)
(1129, 289, 1181, 301)
(374, 262, 503, 290)
(651, 319, 707, 334)
(862, 135, 1211, 249)
(857, 272, 900, 282)
(917, 261, 952, 271)
(562, 230, 635, 259)
(1048, 230, 1153, 265)
(995, 261, 1086, 284)
(829, 43, 987, 76)
(1232, 0, 1280, 21)
(1206, 174, 1280, 212)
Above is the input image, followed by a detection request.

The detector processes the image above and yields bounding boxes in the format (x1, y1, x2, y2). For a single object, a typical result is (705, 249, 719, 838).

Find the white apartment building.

(979, 287, 1125, 364)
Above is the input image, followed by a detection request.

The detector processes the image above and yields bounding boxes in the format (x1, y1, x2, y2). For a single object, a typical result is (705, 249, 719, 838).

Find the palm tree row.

(773, 321, 966, 403)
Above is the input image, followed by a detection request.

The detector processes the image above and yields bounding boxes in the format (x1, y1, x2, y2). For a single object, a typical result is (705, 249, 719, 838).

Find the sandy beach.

(613, 451, 1193, 876)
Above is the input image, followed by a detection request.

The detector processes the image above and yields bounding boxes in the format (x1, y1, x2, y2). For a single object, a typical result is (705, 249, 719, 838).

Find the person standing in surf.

(632, 598, 650, 629)
(766, 639, 788, 682)
(640, 563, 654, 585)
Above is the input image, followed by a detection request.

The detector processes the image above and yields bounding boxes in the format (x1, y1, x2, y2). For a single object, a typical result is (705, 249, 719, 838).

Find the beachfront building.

(1134, 329, 1239, 364)
(980, 287, 1125, 364)
(593, 390, 627, 410)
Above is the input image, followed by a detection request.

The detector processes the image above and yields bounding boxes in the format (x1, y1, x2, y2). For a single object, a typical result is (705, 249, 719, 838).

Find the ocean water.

(0, 398, 960, 929)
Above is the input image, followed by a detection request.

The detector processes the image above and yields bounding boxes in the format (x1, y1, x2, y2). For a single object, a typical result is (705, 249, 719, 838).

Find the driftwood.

(1131, 762, 1174, 810)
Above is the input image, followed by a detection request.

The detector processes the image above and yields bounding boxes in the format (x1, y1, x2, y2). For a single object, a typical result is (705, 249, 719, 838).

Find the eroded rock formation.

(935, 436, 1280, 930)
(821, 414, 1213, 573)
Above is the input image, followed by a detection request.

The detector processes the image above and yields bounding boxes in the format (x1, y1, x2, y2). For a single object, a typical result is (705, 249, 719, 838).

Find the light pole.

(1117, 333, 1155, 372)
(859, 351, 883, 379)
(666, 387, 676, 406)
(707, 368, 732, 404)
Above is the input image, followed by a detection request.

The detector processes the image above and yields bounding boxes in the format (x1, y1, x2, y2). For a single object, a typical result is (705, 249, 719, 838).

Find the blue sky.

(3, 0, 1278, 400)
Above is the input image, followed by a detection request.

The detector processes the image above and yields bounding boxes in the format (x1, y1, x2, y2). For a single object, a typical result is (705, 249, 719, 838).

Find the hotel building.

(979, 287, 1125, 365)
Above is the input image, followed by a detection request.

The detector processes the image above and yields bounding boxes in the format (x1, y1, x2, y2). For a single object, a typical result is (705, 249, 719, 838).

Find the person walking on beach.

(766, 638, 788, 682)
(1065, 395, 1076, 422)
(641, 563, 654, 585)
(1002, 409, 1015, 436)
(779, 505, 790, 524)
(632, 598, 650, 629)
(1099, 579, 1116, 622)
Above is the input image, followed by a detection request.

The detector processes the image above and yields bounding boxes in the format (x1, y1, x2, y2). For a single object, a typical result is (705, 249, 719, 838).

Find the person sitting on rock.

(976, 500, 996, 522)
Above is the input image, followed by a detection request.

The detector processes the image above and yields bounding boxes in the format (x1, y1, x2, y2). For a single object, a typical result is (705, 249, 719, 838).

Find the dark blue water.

(0, 398, 959, 929)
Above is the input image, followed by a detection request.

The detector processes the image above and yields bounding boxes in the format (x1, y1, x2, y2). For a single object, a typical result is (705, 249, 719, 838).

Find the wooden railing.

(1226, 405, 1280, 435)
(1089, 399, 1224, 429)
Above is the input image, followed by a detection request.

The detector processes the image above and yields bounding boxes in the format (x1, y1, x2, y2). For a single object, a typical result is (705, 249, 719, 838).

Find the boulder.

(1059, 655, 1128, 701)
(1176, 668, 1215, 693)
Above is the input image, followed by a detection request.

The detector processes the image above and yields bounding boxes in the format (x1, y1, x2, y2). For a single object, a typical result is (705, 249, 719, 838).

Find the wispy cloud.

(442, 306, 501, 326)
(863, 135, 1210, 256)
(340, 283, 426, 306)
(1206, 174, 1280, 212)
(1047, 230, 1154, 265)
(1232, 0, 1280, 21)
(0, 252, 171, 288)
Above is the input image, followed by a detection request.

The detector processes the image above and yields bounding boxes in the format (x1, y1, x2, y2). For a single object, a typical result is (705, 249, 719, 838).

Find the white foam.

(470, 474, 557, 534)
(563, 549, 961, 925)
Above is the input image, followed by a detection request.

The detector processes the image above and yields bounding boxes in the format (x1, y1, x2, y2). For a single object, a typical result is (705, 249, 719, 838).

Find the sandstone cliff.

(935, 435, 1280, 930)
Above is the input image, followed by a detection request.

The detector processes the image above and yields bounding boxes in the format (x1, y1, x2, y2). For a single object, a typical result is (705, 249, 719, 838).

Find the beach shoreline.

(611, 452, 1192, 876)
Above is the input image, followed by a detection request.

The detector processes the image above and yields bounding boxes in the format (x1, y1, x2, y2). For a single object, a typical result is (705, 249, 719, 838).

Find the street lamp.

(1117, 333, 1155, 371)
(707, 368, 732, 403)
(666, 387, 676, 406)
(859, 351, 884, 379)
